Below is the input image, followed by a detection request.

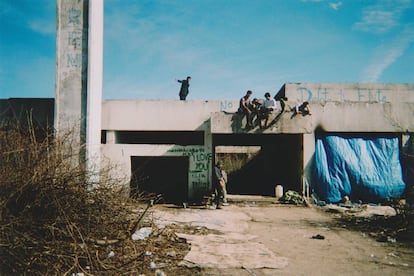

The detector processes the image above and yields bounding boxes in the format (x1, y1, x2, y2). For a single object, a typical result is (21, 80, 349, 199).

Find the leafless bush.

(0, 122, 146, 274)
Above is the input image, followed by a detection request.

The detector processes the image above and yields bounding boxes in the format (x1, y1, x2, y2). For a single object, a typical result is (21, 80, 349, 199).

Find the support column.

(86, 0, 103, 188)
(303, 133, 315, 199)
(55, 0, 103, 187)
(55, 0, 89, 146)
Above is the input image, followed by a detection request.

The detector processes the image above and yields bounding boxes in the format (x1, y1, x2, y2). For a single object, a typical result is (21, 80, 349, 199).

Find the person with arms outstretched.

(176, 76, 191, 100)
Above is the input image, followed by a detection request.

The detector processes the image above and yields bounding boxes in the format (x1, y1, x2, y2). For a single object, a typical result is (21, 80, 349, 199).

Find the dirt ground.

(146, 196, 414, 276)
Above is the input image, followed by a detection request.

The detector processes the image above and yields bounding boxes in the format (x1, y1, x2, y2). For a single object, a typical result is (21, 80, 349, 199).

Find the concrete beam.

(211, 110, 313, 134)
(280, 83, 414, 103)
(211, 102, 414, 134)
(102, 100, 238, 131)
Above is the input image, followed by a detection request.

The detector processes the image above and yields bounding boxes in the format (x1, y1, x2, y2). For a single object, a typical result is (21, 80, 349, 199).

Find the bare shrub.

(0, 122, 144, 274)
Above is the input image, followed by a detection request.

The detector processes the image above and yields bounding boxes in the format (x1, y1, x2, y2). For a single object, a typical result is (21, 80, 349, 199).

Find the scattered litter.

(166, 250, 177, 257)
(145, 251, 152, 256)
(132, 227, 152, 241)
(280, 190, 304, 205)
(107, 251, 115, 258)
(311, 234, 325, 240)
(387, 237, 397, 243)
(150, 261, 156, 269)
(155, 269, 166, 276)
(377, 236, 397, 243)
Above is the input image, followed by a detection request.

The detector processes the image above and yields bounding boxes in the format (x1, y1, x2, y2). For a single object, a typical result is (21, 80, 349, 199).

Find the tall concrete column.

(86, 0, 103, 187)
(55, 0, 103, 186)
(302, 133, 315, 198)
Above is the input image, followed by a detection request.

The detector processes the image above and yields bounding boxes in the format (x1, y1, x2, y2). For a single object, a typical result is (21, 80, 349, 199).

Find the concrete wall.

(211, 101, 414, 134)
(102, 100, 238, 131)
(280, 83, 414, 103)
(279, 83, 414, 195)
(101, 100, 235, 201)
(100, 83, 414, 201)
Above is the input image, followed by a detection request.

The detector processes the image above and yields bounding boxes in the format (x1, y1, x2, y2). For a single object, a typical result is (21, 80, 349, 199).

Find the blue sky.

(1, 0, 413, 100)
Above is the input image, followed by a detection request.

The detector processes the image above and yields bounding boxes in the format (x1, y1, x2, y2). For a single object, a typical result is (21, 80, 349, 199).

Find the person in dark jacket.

(237, 90, 253, 128)
(176, 76, 191, 100)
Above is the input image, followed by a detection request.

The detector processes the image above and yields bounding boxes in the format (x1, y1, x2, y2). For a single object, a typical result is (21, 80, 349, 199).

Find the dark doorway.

(214, 134, 302, 196)
(130, 156, 189, 203)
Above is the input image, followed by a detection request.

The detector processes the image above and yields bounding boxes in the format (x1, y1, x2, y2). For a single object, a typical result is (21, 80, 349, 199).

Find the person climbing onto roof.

(290, 101, 312, 118)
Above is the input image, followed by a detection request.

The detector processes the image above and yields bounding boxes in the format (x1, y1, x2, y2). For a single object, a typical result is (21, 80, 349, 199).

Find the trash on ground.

(311, 234, 325, 240)
(131, 227, 153, 241)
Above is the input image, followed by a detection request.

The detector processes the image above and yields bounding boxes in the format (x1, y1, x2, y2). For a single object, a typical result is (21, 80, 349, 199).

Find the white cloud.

(329, 2, 342, 11)
(361, 24, 414, 82)
(353, 1, 410, 34)
(29, 19, 55, 35)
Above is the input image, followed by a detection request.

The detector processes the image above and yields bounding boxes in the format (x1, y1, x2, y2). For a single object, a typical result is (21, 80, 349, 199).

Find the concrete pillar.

(204, 119, 213, 195)
(55, 0, 103, 187)
(106, 130, 116, 144)
(55, 0, 89, 146)
(86, 0, 103, 188)
(302, 133, 315, 198)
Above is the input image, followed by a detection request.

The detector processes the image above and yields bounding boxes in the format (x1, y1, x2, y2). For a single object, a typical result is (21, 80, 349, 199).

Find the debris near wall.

(0, 123, 196, 275)
(279, 190, 305, 205)
(322, 200, 414, 243)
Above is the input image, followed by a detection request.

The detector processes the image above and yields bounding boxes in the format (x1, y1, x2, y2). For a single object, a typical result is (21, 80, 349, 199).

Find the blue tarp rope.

(313, 134, 406, 203)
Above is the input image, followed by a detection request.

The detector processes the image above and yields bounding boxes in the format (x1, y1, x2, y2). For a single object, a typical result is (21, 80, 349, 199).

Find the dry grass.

(0, 122, 193, 275)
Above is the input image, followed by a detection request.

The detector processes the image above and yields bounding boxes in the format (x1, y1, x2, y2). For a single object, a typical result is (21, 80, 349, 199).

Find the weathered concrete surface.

(55, 0, 89, 139)
(102, 100, 238, 131)
(211, 110, 313, 134)
(211, 102, 414, 134)
(280, 83, 414, 103)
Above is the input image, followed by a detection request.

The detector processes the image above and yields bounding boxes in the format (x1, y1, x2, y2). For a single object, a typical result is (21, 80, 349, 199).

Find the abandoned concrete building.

(93, 82, 414, 203)
(2, 1, 413, 205)
(2, 82, 414, 204)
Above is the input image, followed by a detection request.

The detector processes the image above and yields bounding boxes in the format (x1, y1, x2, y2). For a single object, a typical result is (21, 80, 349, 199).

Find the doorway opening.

(130, 156, 189, 203)
(214, 134, 302, 196)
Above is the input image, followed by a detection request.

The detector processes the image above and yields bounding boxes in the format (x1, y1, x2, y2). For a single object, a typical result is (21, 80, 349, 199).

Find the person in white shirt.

(259, 92, 281, 128)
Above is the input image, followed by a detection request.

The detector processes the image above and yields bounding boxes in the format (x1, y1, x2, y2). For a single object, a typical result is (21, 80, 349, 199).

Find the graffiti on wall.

(62, 2, 85, 69)
(168, 147, 212, 192)
(293, 86, 388, 103)
(220, 100, 235, 111)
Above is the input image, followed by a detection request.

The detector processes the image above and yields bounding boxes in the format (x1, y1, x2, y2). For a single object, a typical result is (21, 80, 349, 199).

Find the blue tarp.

(313, 134, 406, 203)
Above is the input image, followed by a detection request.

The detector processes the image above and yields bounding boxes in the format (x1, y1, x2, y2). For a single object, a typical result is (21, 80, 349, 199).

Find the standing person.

(213, 160, 227, 209)
(176, 76, 191, 100)
(237, 90, 253, 128)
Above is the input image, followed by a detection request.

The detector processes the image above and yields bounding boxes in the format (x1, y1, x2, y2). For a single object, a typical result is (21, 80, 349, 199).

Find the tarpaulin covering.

(313, 134, 406, 203)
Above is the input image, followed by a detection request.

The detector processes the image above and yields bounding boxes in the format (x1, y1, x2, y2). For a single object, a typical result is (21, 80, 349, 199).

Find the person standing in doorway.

(176, 76, 191, 100)
(213, 160, 228, 209)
